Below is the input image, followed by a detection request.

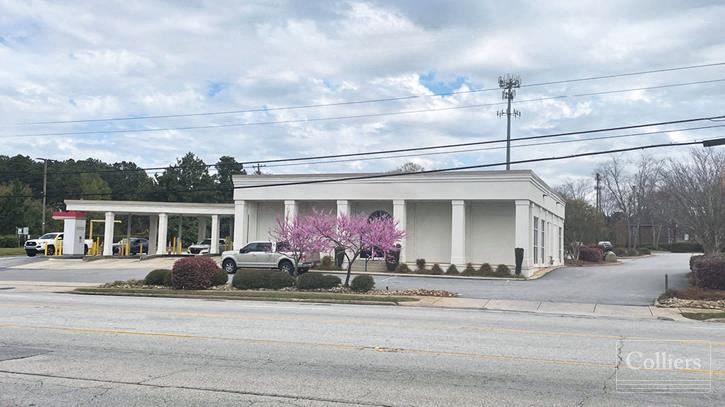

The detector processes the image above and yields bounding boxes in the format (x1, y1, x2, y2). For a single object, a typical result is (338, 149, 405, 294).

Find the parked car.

(187, 238, 227, 255)
(24, 232, 93, 257)
(112, 237, 149, 255)
(597, 241, 614, 252)
(220, 240, 319, 275)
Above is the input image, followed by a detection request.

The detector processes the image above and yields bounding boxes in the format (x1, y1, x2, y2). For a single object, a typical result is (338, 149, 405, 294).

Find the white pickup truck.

(24, 232, 93, 257)
(220, 241, 319, 275)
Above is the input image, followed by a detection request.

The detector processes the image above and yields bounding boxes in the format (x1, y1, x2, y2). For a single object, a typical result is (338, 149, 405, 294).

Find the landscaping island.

(75, 256, 456, 305)
(657, 254, 725, 320)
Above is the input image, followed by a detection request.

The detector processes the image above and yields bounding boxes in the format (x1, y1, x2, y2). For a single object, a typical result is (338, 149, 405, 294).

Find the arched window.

(368, 210, 392, 222)
(363, 210, 392, 259)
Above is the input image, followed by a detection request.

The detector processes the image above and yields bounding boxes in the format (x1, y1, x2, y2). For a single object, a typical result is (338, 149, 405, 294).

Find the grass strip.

(681, 312, 725, 321)
(73, 287, 417, 305)
(0, 247, 26, 256)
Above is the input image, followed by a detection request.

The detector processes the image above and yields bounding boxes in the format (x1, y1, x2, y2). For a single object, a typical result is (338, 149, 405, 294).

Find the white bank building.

(66, 170, 564, 277)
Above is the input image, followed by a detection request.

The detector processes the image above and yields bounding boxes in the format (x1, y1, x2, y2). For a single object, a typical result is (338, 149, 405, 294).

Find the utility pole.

(37, 157, 49, 234)
(595, 172, 602, 213)
(497, 74, 521, 170)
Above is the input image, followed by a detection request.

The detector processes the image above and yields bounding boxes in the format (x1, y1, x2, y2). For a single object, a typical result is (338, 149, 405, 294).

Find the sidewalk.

(0, 281, 98, 292)
(403, 296, 689, 321)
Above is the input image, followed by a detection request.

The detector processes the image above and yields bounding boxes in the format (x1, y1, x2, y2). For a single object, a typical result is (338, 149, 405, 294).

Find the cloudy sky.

(1, 0, 724, 186)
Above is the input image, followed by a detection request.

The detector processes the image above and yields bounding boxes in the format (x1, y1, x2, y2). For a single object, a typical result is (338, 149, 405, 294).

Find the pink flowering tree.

(271, 215, 329, 278)
(305, 211, 405, 286)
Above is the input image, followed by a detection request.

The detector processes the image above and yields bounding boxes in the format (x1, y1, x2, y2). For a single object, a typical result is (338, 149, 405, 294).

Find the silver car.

(220, 240, 318, 275)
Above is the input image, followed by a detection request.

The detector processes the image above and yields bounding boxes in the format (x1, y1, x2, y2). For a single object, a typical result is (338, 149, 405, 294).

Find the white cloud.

(0, 0, 723, 185)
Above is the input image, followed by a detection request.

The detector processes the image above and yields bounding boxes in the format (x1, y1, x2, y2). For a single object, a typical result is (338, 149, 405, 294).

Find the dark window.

(368, 210, 392, 221)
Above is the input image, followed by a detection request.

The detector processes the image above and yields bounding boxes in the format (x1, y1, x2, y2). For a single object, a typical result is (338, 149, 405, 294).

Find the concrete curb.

(401, 297, 692, 321)
(70, 289, 401, 306)
(307, 269, 530, 281)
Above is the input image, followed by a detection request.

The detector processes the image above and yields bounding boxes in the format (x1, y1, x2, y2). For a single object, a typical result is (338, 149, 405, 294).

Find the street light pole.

(37, 158, 49, 234)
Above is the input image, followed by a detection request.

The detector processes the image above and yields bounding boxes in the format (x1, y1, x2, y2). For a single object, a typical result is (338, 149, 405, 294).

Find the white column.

(197, 216, 208, 243)
(102, 212, 115, 256)
(515, 200, 531, 273)
(450, 200, 466, 266)
(211, 215, 220, 254)
(284, 200, 298, 223)
(156, 213, 168, 255)
(148, 215, 158, 255)
(336, 200, 350, 268)
(336, 200, 349, 217)
(233, 201, 247, 250)
(393, 200, 407, 263)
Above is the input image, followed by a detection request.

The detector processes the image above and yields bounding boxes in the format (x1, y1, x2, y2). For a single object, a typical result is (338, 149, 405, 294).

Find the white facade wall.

(406, 201, 452, 264)
(65, 170, 565, 277)
(467, 201, 515, 266)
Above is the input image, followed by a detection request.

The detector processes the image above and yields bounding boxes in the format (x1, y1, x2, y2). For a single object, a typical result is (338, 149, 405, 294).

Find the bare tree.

(631, 154, 663, 248)
(599, 156, 636, 248)
(392, 162, 425, 173)
(599, 155, 663, 248)
(555, 178, 592, 202)
(662, 148, 725, 255)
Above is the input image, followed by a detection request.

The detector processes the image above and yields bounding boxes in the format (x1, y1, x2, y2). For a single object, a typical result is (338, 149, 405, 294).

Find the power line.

(522, 62, 725, 88)
(5, 78, 725, 139)
(2, 136, 722, 200)
(1, 114, 724, 176)
(18, 61, 725, 125)
(262, 123, 725, 168)
(233, 139, 716, 190)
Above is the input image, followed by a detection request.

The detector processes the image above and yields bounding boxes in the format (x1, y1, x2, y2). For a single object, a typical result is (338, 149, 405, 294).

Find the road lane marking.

(2, 300, 725, 349)
(1, 323, 724, 377)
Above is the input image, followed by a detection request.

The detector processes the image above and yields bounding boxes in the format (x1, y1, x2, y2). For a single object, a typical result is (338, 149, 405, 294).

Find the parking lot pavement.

(0, 257, 156, 283)
(0, 255, 45, 269)
(0, 253, 692, 306)
(346, 252, 692, 306)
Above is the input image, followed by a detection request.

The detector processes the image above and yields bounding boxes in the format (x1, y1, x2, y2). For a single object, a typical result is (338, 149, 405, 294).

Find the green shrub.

(690, 255, 725, 290)
(319, 255, 337, 270)
(268, 271, 296, 289)
(461, 263, 479, 276)
(0, 235, 19, 248)
(232, 269, 295, 290)
(232, 269, 268, 289)
(350, 274, 375, 292)
(479, 263, 493, 274)
(395, 263, 411, 273)
(638, 247, 651, 255)
(210, 268, 229, 286)
(625, 248, 640, 257)
(664, 242, 704, 253)
(613, 247, 627, 257)
(297, 273, 341, 289)
(430, 264, 443, 275)
(170, 256, 220, 290)
(495, 264, 511, 275)
(445, 264, 459, 275)
(144, 269, 171, 286)
(415, 258, 426, 271)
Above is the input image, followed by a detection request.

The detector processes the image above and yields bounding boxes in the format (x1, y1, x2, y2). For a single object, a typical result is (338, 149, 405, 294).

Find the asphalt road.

(0, 291, 722, 406)
(0, 253, 690, 305)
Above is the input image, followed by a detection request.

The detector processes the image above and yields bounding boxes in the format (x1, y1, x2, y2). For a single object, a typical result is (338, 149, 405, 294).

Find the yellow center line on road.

(3, 300, 725, 349)
(1, 323, 724, 377)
